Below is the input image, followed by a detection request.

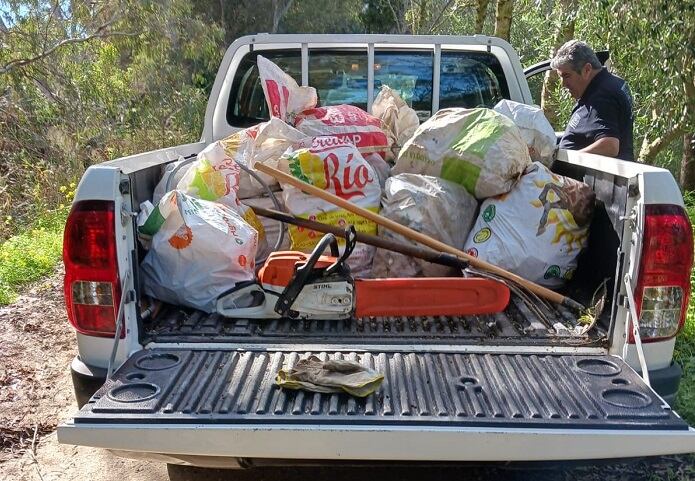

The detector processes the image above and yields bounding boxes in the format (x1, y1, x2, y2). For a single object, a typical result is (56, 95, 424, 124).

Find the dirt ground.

(1, 266, 694, 481)
(0, 266, 167, 480)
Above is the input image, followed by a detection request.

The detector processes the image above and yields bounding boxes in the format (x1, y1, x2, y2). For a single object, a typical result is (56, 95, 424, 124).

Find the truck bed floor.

(143, 294, 605, 346)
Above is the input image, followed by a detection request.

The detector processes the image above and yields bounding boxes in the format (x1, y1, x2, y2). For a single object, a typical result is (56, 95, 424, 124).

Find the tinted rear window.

(227, 50, 301, 128)
(227, 48, 509, 127)
(439, 51, 508, 109)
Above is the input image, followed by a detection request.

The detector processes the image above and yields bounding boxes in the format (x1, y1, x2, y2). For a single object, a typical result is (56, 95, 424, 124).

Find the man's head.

(551, 40, 603, 99)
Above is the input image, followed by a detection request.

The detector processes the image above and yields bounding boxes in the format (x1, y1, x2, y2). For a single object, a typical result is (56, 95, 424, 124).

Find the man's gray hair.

(550, 40, 602, 73)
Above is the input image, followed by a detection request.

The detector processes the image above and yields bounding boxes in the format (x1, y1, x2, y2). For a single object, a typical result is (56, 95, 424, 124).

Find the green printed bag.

(463, 162, 595, 288)
(394, 108, 531, 199)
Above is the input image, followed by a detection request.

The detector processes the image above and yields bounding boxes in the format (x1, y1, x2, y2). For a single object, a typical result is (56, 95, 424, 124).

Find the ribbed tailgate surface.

(75, 349, 687, 430)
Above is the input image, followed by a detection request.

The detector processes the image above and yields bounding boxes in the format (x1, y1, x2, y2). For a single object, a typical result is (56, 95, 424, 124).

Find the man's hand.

(579, 137, 620, 157)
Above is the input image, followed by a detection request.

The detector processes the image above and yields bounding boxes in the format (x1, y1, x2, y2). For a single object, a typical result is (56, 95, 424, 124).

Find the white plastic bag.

(372, 85, 420, 159)
(394, 107, 531, 199)
(493, 99, 557, 165)
(279, 136, 382, 276)
(464, 162, 595, 287)
(176, 139, 268, 255)
(139, 191, 259, 312)
(257, 55, 317, 123)
(371, 174, 478, 278)
(221, 118, 309, 199)
(177, 141, 244, 207)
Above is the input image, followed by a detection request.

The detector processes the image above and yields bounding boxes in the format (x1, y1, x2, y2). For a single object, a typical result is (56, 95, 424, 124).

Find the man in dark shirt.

(551, 40, 634, 161)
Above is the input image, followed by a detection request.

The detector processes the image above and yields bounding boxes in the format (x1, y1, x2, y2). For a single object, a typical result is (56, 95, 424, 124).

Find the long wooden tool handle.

(251, 205, 468, 270)
(254, 162, 584, 310)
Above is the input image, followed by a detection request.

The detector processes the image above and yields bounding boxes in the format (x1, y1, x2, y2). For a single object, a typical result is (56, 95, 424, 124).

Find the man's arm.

(579, 136, 619, 157)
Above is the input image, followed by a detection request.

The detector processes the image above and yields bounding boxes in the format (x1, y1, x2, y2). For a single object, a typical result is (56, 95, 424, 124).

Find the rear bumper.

(642, 361, 682, 406)
(58, 423, 695, 461)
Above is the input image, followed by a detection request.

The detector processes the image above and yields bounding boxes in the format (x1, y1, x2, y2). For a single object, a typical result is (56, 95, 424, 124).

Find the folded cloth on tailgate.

(275, 355, 384, 397)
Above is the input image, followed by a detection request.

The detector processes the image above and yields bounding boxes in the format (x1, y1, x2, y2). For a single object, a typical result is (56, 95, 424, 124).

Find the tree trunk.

(272, 0, 294, 33)
(638, 123, 685, 163)
(681, 134, 695, 191)
(641, 70, 694, 163)
(475, 0, 490, 33)
(493, 0, 513, 41)
(540, 0, 578, 128)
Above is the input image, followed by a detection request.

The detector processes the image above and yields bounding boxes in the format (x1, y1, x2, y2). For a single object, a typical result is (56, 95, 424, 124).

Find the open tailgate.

(58, 348, 695, 461)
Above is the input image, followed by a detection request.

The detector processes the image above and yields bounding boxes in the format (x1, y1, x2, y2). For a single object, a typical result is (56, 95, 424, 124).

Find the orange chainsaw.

(216, 228, 510, 319)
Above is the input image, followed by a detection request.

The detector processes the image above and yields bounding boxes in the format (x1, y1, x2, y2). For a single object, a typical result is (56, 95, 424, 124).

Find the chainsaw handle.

(325, 225, 356, 276)
(274, 232, 341, 317)
(216, 281, 277, 318)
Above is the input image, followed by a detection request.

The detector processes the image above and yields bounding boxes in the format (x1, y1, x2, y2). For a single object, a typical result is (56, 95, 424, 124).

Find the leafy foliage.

(0, 0, 224, 240)
(0, 204, 67, 305)
(674, 191, 695, 424)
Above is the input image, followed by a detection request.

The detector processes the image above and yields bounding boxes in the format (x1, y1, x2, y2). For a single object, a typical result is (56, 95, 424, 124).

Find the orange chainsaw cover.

(258, 251, 337, 288)
(354, 278, 510, 317)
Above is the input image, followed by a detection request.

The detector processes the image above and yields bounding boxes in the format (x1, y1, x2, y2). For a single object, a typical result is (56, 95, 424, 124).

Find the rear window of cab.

(227, 49, 510, 128)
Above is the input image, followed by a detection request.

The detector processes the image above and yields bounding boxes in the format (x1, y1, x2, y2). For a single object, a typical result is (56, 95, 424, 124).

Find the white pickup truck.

(58, 34, 695, 469)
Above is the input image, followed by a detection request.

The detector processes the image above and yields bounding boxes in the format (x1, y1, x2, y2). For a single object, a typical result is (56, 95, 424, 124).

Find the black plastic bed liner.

(75, 349, 686, 430)
(143, 294, 606, 346)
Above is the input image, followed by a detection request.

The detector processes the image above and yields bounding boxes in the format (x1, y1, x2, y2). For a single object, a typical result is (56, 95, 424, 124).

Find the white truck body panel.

(58, 423, 695, 461)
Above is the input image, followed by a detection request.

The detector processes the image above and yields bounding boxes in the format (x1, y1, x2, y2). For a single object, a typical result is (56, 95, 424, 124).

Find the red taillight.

(63, 200, 123, 337)
(631, 204, 693, 343)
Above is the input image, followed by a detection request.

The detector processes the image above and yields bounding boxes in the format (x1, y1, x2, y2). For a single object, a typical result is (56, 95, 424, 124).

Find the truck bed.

(135, 162, 622, 349)
(142, 292, 607, 347)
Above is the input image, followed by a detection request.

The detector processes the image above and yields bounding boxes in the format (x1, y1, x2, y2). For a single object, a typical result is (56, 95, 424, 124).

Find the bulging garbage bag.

(464, 162, 595, 288)
(294, 104, 391, 162)
(221, 118, 309, 199)
(279, 136, 382, 276)
(372, 85, 420, 159)
(139, 191, 259, 312)
(176, 139, 268, 256)
(493, 99, 557, 166)
(394, 107, 531, 199)
(257, 55, 317, 123)
(371, 174, 478, 278)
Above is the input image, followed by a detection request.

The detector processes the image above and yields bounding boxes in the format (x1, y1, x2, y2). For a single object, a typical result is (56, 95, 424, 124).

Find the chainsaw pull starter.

(274, 227, 356, 317)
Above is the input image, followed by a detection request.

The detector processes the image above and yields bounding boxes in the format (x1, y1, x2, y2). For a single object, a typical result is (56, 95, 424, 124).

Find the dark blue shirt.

(559, 68, 634, 161)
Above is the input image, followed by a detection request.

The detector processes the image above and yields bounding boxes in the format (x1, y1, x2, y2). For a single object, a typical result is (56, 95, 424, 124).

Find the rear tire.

(167, 464, 236, 481)
(70, 356, 106, 408)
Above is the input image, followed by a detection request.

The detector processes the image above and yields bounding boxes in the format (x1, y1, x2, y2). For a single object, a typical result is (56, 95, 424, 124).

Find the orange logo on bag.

(168, 225, 193, 249)
(238, 255, 247, 267)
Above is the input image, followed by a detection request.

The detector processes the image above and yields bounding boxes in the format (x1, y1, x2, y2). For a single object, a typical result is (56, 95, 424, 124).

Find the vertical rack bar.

(367, 43, 375, 113)
(301, 43, 309, 87)
(432, 43, 441, 115)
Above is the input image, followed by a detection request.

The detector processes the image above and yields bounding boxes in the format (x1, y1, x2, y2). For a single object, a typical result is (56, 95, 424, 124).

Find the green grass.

(673, 192, 695, 424)
(0, 208, 67, 305)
